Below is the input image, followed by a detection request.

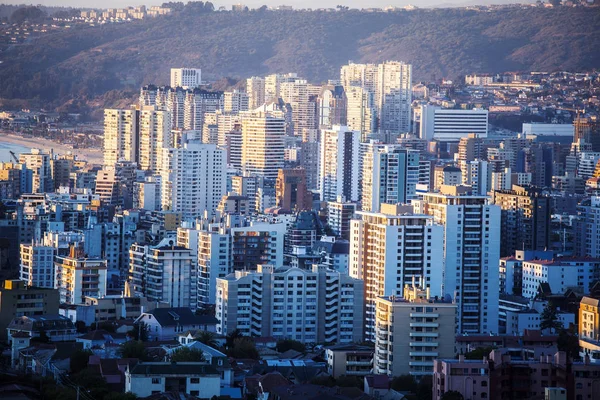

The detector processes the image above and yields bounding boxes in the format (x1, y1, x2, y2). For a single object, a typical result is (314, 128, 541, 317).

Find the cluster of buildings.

(1, 63, 600, 400)
(79, 6, 172, 21)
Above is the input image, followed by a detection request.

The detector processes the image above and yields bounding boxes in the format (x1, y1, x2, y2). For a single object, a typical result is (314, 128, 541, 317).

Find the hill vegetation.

(0, 6, 599, 112)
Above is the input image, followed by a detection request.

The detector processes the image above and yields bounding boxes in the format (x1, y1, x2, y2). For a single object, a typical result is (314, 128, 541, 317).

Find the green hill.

(1, 6, 599, 112)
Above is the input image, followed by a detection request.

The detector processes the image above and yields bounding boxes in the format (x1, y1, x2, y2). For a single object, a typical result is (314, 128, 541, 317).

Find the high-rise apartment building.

(224, 90, 249, 114)
(275, 168, 312, 212)
(375, 284, 456, 377)
(433, 165, 462, 191)
(216, 264, 364, 343)
(574, 116, 600, 152)
(492, 185, 551, 257)
(19, 149, 53, 193)
(319, 126, 360, 202)
(361, 143, 420, 212)
(415, 185, 501, 334)
(241, 111, 285, 179)
(327, 197, 357, 240)
(345, 86, 376, 140)
(318, 84, 347, 128)
(246, 76, 266, 109)
(279, 79, 316, 135)
(349, 204, 444, 341)
(179, 224, 231, 306)
(129, 239, 196, 308)
(160, 143, 226, 220)
(376, 61, 412, 133)
(54, 246, 108, 304)
(341, 61, 412, 133)
(170, 67, 202, 89)
(462, 160, 491, 196)
(94, 168, 121, 205)
(575, 196, 600, 258)
(103, 108, 139, 167)
(138, 106, 172, 172)
(183, 90, 224, 131)
(19, 244, 55, 288)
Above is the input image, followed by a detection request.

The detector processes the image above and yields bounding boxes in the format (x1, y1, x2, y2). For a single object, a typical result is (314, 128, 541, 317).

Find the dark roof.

(129, 362, 219, 376)
(442, 165, 461, 172)
(78, 329, 125, 341)
(245, 371, 292, 394)
(313, 240, 350, 255)
(144, 308, 218, 327)
(270, 384, 374, 400)
(365, 375, 390, 390)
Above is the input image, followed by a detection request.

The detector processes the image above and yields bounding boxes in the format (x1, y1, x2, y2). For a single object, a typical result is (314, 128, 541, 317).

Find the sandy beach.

(0, 132, 103, 164)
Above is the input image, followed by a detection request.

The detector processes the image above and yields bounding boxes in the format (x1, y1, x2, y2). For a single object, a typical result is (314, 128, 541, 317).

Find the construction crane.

(8, 150, 19, 163)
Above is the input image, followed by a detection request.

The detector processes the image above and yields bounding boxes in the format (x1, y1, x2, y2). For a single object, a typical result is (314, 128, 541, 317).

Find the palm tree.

(226, 329, 244, 349)
(196, 330, 219, 348)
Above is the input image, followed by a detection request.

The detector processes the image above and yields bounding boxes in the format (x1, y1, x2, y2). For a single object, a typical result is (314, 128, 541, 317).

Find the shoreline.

(0, 132, 103, 164)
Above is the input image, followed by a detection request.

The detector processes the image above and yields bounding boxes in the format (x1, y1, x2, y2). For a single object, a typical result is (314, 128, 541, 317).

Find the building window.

(152, 378, 160, 384)
(190, 378, 200, 384)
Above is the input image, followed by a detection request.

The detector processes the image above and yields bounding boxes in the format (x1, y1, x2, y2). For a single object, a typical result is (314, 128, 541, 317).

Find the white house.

(125, 362, 220, 398)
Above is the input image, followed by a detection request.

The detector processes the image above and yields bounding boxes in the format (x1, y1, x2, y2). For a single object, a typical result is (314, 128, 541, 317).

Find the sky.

(3, 0, 533, 10)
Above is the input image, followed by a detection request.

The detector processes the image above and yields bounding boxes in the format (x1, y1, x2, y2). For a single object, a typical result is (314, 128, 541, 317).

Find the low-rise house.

(76, 329, 128, 349)
(125, 362, 220, 398)
(12, 338, 83, 375)
(268, 384, 374, 400)
(7, 314, 78, 343)
(134, 307, 218, 341)
(87, 356, 138, 392)
(326, 344, 374, 379)
(167, 341, 233, 388)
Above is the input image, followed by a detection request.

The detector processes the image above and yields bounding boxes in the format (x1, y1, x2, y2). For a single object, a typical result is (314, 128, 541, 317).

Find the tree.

(70, 349, 93, 372)
(128, 322, 149, 341)
(416, 374, 433, 400)
(465, 346, 495, 360)
(118, 340, 149, 360)
(557, 326, 580, 360)
(104, 393, 138, 400)
(10, 6, 46, 24)
(75, 321, 87, 334)
(91, 321, 116, 333)
(309, 375, 336, 387)
(391, 374, 418, 393)
(441, 391, 464, 400)
(196, 331, 219, 348)
(71, 369, 110, 400)
(276, 339, 306, 353)
(227, 337, 259, 360)
(549, 0, 561, 6)
(540, 303, 564, 333)
(226, 329, 244, 349)
(170, 347, 206, 362)
(336, 375, 363, 389)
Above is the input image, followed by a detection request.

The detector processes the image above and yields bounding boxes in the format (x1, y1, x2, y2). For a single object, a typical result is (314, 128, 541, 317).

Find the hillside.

(1, 6, 599, 112)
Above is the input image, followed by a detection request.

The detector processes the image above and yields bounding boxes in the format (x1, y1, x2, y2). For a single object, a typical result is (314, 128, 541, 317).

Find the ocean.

(0, 140, 32, 163)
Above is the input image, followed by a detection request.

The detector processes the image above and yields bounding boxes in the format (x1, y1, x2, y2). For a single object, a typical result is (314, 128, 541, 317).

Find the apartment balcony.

(346, 361, 373, 367)
(345, 370, 371, 376)
(409, 351, 438, 357)
(409, 361, 434, 367)
(410, 313, 439, 318)
(409, 342, 438, 347)
(409, 322, 439, 328)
